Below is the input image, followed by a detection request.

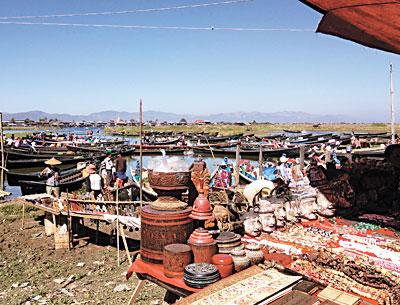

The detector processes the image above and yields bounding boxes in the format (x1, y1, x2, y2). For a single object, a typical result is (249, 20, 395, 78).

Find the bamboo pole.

(66, 189, 72, 250)
(21, 202, 25, 230)
(299, 145, 305, 170)
(116, 187, 120, 266)
(258, 144, 263, 180)
(0, 112, 4, 191)
(235, 144, 240, 188)
(119, 223, 132, 265)
(139, 99, 143, 211)
(390, 63, 396, 144)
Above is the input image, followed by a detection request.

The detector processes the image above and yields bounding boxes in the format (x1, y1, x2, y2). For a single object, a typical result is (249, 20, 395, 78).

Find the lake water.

(3, 127, 259, 198)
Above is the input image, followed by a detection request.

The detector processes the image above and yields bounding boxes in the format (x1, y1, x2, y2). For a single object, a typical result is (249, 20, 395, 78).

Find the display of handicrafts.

(183, 263, 220, 288)
(187, 228, 217, 264)
(211, 254, 233, 278)
(245, 243, 264, 265)
(230, 248, 250, 272)
(215, 232, 242, 254)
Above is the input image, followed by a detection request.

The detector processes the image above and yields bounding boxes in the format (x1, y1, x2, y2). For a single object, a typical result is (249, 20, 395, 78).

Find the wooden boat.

(19, 168, 87, 195)
(130, 171, 158, 201)
(7, 155, 96, 169)
(283, 129, 302, 133)
(144, 138, 181, 145)
(6, 165, 77, 186)
(66, 145, 135, 156)
(193, 146, 300, 159)
(131, 148, 187, 156)
(5, 148, 79, 160)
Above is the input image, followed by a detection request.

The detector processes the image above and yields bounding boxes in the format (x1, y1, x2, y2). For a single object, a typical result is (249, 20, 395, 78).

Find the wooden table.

(126, 259, 200, 304)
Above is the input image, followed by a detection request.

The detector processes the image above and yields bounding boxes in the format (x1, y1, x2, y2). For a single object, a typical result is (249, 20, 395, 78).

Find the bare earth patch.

(0, 201, 165, 305)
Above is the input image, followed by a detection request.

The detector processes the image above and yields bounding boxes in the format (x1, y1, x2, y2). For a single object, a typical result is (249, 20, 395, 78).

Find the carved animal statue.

(273, 204, 286, 227)
(316, 191, 335, 217)
(259, 213, 276, 233)
(298, 197, 319, 220)
(243, 213, 263, 237)
(284, 201, 301, 224)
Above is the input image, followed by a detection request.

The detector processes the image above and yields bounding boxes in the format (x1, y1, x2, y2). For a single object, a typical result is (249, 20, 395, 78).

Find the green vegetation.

(105, 123, 397, 137)
(0, 201, 39, 222)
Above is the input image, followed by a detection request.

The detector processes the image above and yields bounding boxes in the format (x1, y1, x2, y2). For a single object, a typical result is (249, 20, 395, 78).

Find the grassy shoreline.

(104, 123, 395, 137)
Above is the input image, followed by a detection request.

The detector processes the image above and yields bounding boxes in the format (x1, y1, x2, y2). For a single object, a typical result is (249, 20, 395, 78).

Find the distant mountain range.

(3, 110, 358, 123)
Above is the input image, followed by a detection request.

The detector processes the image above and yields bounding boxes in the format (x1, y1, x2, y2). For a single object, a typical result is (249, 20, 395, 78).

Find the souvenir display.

(188, 228, 218, 264)
(178, 266, 302, 305)
(183, 263, 220, 288)
(215, 232, 242, 254)
(230, 248, 250, 272)
(211, 254, 233, 278)
(244, 243, 264, 265)
(163, 244, 193, 278)
(141, 205, 193, 264)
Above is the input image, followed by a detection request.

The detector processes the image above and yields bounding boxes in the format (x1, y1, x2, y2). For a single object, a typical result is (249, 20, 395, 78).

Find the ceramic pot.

(188, 228, 217, 263)
(190, 179, 213, 220)
(230, 249, 250, 272)
(245, 243, 264, 265)
(215, 232, 242, 254)
(211, 254, 233, 278)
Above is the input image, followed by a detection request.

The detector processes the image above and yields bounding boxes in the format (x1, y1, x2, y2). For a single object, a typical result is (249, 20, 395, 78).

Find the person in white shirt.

(85, 164, 103, 200)
(101, 154, 114, 186)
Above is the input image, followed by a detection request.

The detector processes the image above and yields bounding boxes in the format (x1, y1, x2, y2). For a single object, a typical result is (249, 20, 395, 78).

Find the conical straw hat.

(44, 157, 62, 166)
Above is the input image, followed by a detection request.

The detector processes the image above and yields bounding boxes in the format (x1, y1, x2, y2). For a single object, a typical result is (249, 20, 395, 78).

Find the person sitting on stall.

(86, 164, 103, 200)
(40, 157, 62, 198)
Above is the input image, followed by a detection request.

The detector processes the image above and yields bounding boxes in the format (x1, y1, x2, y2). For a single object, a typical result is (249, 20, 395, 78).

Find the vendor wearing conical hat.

(41, 158, 62, 197)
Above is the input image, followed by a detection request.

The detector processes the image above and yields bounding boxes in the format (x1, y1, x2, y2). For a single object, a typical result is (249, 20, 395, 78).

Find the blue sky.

(0, 0, 398, 121)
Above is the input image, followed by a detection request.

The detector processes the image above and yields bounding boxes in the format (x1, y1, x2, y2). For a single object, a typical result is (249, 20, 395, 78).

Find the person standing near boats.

(40, 157, 61, 198)
(115, 153, 127, 181)
(101, 153, 114, 186)
(86, 164, 103, 200)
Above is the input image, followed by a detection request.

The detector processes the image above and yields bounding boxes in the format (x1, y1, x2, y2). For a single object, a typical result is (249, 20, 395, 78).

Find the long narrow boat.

(193, 146, 300, 159)
(66, 145, 135, 156)
(6, 165, 77, 186)
(7, 155, 96, 169)
(19, 168, 87, 195)
(5, 148, 79, 160)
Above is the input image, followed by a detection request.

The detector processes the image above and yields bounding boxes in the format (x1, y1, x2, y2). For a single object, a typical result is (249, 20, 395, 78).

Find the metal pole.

(0, 112, 4, 191)
(390, 63, 396, 144)
(139, 99, 143, 210)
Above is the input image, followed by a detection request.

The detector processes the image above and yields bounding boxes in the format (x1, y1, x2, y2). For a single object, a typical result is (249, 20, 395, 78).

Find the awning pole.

(390, 63, 396, 144)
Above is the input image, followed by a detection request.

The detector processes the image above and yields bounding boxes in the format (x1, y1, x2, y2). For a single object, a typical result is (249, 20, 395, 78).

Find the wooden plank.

(127, 280, 146, 305)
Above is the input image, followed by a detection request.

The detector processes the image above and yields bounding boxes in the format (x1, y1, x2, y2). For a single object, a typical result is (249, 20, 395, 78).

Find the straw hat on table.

(44, 157, 62, 166)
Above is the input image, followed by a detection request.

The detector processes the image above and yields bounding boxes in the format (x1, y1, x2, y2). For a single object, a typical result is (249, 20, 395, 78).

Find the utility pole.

(390, 63, 395, 144)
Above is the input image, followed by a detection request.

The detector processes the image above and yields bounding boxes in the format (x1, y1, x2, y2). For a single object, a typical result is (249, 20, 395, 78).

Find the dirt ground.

(0, 201, 165, 305)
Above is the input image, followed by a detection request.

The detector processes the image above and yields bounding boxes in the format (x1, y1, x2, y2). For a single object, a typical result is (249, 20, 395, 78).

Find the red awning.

(300, 0, 400, 55)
